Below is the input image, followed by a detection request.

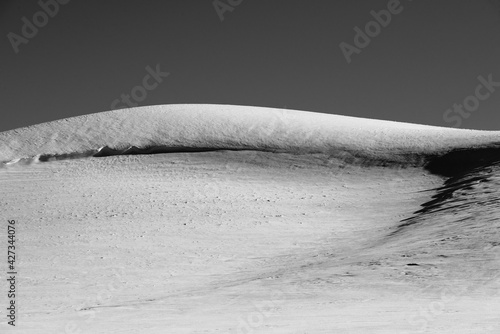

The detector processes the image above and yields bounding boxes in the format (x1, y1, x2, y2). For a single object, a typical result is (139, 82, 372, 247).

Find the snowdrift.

(1, 104, 500, 175)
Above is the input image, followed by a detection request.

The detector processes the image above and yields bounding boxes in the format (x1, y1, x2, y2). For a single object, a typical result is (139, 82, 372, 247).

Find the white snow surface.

(1, 104, 500, 333)
(1, 104, 500, 164)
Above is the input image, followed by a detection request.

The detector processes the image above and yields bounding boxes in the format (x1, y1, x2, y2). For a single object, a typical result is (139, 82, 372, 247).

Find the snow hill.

(2, 104, 500, 333)
(1, 104, 500, 175)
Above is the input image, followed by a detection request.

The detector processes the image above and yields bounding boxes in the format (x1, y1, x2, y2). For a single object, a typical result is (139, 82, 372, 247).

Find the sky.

(1, 0, 500, 132)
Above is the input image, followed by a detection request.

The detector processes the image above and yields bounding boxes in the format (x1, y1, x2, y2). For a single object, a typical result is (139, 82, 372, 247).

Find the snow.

(1, 104, 500, 166)
(0, 104, 499, 333)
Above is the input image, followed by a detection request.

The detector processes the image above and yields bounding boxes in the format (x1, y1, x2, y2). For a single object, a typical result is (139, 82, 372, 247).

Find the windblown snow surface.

(1, 104, 500, 333)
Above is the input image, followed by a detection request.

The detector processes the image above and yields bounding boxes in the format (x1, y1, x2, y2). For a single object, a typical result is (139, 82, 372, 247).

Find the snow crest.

(1, 104, 500, 174)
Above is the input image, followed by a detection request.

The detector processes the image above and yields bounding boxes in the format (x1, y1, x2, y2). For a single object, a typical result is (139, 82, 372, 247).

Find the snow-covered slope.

(1, 104, 500, 172)
(1, 104, 500, 333)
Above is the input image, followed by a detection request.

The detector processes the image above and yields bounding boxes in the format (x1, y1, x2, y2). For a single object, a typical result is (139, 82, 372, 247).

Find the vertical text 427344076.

(6, 220, 17, 327)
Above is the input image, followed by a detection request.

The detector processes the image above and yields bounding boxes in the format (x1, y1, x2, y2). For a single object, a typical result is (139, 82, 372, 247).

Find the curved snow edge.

(1, 104, 500, 176)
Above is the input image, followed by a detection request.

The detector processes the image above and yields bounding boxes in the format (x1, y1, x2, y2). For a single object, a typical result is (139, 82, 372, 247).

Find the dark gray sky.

(1, 0, 500, 132)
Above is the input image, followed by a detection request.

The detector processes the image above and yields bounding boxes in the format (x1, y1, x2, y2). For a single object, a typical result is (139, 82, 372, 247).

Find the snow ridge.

(1, 104, 500, 174)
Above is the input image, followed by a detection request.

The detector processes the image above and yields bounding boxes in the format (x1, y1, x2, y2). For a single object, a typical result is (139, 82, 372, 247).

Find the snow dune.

(2, 104, 500, 333)
(1, 104, 500, 175)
